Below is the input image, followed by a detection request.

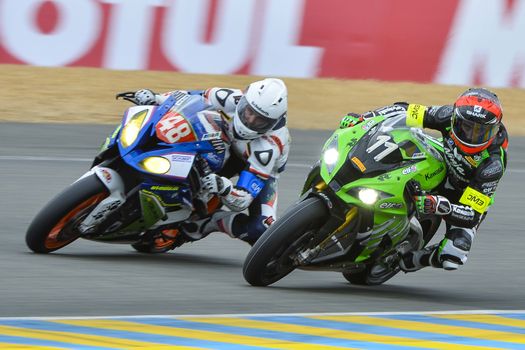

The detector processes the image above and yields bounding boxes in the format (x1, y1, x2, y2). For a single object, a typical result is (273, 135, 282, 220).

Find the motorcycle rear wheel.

(25, 174, 108, 253)
(342, 263, 400, 286)
(243, 197, 328, 287)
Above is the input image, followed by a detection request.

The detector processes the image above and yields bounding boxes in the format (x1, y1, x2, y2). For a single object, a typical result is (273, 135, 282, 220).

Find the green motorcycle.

(243, 114, 446, 286)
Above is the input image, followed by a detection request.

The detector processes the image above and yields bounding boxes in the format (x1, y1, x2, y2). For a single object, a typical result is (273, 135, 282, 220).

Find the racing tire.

(25, 174, 108, 253)
(243, 197, 329, 287)
(131, 241, 173, 254)
(342, 265, 400, 286)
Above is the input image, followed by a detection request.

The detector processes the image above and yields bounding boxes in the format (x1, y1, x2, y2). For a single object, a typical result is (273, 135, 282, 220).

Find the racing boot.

(399, 244, 439, 272)
(179, 211, 239, 241)
(180, 210, 260, 245)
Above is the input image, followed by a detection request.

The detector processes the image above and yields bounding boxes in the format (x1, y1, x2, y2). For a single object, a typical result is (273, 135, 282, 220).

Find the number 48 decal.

(366, 135, 398, 161)
(155, 112, 196, 144)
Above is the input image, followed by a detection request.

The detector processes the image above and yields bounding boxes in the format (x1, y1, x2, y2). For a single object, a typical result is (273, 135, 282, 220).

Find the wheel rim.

(44, 192, 107, 250)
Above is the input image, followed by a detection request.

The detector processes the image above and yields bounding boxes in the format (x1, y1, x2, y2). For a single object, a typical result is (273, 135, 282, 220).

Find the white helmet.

(233, 78, 287, 140)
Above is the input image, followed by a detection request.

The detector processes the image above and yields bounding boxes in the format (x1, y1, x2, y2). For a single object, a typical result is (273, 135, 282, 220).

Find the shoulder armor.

(246, 132, 289, 178)
(205, 88, 243, 113)
(477, 156, 504, 182)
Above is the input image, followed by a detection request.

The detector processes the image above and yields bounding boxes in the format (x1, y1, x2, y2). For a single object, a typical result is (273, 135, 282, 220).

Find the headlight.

(323, 148, 339, 165)
(120, 110, 148, 148)
(139, 156, 171, 174)
(358, 188, 379, 205)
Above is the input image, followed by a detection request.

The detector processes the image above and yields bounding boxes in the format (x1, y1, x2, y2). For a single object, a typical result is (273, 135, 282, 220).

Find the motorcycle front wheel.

(25, 174, 108, 253)
(243, 197, 328, 287)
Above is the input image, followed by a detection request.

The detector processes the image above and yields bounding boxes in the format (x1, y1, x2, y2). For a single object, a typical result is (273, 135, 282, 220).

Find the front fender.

(76, 167, 128, 233)
(77, 166, 125, 199)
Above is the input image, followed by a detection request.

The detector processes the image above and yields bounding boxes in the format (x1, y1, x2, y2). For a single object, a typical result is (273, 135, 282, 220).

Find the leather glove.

(340, 113, 364, 128)
(414, 195, 452, 215)
(134, 89, 157, 105)
(201, 174, 232, 196)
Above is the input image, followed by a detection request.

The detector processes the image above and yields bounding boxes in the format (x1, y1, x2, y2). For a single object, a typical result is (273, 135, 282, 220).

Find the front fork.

(305, 179, 425, 265)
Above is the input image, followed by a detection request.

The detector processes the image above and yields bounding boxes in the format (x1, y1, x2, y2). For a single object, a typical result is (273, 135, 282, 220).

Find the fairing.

(317, 114, 446, 262)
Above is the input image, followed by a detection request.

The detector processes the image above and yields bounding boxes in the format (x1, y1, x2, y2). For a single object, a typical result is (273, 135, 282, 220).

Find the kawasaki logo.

(425, 165, 444, 180)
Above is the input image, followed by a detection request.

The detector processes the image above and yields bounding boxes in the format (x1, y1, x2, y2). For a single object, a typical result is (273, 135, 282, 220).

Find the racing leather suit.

(350, 102, 508, 270)
(156, 88, 290, 245)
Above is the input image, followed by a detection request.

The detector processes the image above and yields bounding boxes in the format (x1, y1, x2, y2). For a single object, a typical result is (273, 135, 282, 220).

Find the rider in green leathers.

(341, 88, 508, 272)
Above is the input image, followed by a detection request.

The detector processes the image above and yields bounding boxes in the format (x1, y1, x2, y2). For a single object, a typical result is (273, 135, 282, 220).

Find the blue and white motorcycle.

(26, 91, 231, 254)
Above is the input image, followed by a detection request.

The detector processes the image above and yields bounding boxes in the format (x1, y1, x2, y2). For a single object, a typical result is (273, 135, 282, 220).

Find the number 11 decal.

(366, 135, 398, 161)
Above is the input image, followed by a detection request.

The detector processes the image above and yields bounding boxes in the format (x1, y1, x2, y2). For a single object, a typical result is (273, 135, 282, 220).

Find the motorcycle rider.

(340, 88, 508, 271)
(131, 78, 290, 247)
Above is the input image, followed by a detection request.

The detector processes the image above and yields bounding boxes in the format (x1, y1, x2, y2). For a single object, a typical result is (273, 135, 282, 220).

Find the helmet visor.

(452, 110, 499, 147)
(237, 96, 277, 133)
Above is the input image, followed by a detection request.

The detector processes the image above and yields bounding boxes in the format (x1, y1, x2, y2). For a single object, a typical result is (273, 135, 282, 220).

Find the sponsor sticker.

(101, 169, 112, 182)
(173, 92, 190, 106)
(201, 131, 222, 140)
(361, 120, 376, 131)
(459, 186, 490, 213)
(424, 165, 444, 180)
(379, 202, 403, 209)
(481, 162, 503, 177)
(351, 156, 366, 172)
(465, 155, 478, 167)
(156, 112, 196, 144)
(406, 104, 425, 127)
(402, 165, 417, 175)
(150, 185, 179, 191)
(171, 154, 193, 162)
(167, 153, 195, 178)
(250, 181, 263, 194)
(377, 173, 391, 181)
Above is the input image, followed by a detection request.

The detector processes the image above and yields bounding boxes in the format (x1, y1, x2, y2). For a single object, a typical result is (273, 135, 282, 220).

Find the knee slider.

(245, 215, 272, 240)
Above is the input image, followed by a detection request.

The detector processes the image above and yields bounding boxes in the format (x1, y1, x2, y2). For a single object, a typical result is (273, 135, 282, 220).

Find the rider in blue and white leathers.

(133, 78, 290, 245)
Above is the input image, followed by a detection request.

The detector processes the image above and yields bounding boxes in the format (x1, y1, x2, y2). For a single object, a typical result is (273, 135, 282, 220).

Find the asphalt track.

(1, 123, 524, 318)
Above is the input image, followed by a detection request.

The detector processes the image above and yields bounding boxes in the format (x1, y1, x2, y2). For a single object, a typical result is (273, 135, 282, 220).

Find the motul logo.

(1, 0, 523, 87)
(0, 0, 322, 77)
(436, 0, 525, 87)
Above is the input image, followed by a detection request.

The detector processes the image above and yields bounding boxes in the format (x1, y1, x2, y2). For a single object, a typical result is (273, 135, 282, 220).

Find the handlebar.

(115, 91, 139, 105)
